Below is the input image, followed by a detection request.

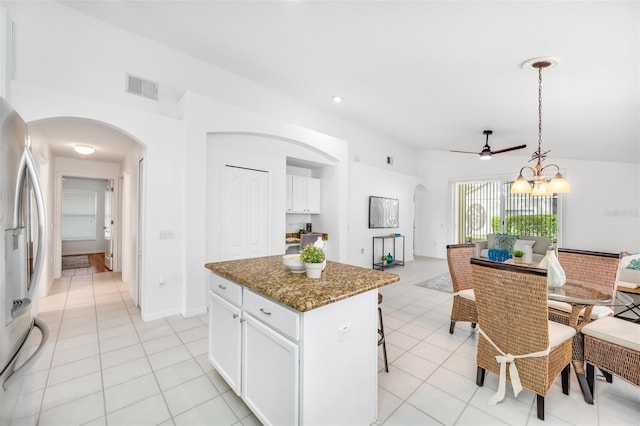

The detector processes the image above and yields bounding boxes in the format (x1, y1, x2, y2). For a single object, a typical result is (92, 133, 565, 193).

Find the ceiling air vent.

(126, 74, 159, 101)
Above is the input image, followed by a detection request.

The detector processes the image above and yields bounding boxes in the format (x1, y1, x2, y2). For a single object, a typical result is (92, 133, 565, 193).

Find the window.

(62, 189, 97, 241)
(453, 179, 559, 244)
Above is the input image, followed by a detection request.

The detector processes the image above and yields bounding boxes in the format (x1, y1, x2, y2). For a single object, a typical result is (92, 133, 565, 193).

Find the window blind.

(62, 189, 97, 241)
(453, 179, 558, 244)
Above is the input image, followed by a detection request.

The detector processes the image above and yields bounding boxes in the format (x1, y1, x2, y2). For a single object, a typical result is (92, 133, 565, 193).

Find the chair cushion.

(619, 268, 640, 287)
(581, 316, 640, 352)
(457, 288, 475, 301)
(547, 300, 613, 319)
(548, 320, 576, 348)
(617, 280, 640, 289)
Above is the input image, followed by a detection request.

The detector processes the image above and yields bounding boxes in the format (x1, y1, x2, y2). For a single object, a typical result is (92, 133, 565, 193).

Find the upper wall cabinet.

(287, 175, 321, 214)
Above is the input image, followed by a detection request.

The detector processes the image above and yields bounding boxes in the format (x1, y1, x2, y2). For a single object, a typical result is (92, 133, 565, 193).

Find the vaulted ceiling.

(52, 1, 639, 163)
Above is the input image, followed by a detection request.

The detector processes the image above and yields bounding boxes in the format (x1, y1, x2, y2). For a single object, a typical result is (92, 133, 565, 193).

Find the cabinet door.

(243, 314, 299, 426)
(286, 175, 293, 212)
(209, 292, 242, 394)
(290, 175, 307, 213)
(306, 177, 321, 213)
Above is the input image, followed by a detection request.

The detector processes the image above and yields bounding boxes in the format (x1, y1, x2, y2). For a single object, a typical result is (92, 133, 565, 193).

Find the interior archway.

(27, 117, 145, 306)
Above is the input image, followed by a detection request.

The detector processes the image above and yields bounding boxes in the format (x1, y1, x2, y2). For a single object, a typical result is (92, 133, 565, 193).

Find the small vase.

(538, 248, 566, 287)
(514, 257, 523, 263)
(305, 262, 323, 279)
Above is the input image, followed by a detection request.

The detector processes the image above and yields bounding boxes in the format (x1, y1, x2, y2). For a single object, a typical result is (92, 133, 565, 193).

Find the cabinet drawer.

(243, 290, 300, 341)
(209, 274, 242, 306)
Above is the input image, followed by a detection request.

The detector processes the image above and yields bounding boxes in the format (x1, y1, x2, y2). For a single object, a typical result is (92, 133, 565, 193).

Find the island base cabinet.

(208, 292, 242, 395)
(300, 289, 378, 425)
(243, 314, 299, 426)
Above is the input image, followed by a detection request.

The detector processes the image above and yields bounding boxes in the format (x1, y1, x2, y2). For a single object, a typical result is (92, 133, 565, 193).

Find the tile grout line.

(35, 276, 72, 425)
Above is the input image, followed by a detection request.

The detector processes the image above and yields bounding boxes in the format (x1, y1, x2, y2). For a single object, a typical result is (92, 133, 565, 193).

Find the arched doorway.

(27, 117, 145, 306)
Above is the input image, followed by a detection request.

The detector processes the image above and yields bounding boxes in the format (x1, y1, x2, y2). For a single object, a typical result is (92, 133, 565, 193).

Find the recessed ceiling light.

(74, 145, 95, 155)
(332, 95, 343, 103)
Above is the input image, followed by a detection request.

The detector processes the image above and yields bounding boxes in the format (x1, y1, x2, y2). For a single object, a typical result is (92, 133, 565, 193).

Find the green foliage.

(300, 244, 325, 263)
(491, 214, 558, 242)
(513, 250, 524, 257)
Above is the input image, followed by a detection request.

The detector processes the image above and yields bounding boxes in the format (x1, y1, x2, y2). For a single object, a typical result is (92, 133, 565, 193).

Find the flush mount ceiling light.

(332, 95, 343, 103)
(510, 57, 570, 196)
(73, 144, 95, 155)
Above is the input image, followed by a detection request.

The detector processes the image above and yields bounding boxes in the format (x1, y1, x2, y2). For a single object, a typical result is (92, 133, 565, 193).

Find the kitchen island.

(204, 255, 399, 426)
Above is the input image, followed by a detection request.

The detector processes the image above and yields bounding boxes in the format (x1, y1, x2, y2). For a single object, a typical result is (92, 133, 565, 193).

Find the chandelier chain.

(538, 65, 543, 151)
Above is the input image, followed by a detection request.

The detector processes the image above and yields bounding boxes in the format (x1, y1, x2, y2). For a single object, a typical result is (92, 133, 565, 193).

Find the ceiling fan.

(451, 130, 526, 160)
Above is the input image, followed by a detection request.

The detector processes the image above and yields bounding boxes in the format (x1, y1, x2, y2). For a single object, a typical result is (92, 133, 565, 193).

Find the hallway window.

(62, 189, 97, 240)
(453, 179, 560, 244)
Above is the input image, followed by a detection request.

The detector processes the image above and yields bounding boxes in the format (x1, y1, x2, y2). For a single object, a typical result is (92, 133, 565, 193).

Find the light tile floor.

(0, 257, 638, 425)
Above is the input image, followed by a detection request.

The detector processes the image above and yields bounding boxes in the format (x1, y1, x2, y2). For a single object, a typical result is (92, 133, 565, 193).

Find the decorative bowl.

(282, 254, 305, 273)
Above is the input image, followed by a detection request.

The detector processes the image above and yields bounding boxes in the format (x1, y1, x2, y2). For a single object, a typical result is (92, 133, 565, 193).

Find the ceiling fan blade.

(491, 144, 527, 155)
(450, 149, 480, 155)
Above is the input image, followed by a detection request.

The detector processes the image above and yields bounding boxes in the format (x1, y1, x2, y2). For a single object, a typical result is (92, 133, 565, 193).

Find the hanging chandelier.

(510, 58, 570, 196)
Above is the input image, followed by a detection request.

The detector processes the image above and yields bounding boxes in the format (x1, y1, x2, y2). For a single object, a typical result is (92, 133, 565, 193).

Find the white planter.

(305, 263, 323, 279)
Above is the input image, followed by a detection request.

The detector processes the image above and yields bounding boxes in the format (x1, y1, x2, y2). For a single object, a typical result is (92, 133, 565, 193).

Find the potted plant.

(300, 244, 326, 278)
(513, 250, 524, 263)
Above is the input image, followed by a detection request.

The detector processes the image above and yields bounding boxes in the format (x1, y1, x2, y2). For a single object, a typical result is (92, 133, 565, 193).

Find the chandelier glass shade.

(510, 58, 570, 196)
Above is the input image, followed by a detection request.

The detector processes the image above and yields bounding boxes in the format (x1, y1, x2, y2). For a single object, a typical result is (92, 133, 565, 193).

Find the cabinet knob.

(218, 284, 227, 290)
(259, 308, 272, 316)
(232, 313, 238, 319)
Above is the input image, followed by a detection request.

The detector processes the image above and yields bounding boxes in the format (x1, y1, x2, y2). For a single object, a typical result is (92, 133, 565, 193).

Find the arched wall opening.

(26, 117, 145, 307)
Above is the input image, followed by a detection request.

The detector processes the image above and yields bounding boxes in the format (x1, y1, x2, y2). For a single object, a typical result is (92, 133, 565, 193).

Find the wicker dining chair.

(471, 258, 575, 421)
(446, 244, 477, 334)
(549, 249, 621, 359)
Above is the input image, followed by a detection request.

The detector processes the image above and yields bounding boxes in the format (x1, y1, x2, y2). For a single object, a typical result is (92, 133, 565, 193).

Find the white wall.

(61, 177, 108, 256)
(3, 2, 419, 175)
(418, 149, 640, 258)
(7, 1, 637, 323)
(206, 133, 337, 259)
(182, 92, 349, 317)
(347, 162, 424, 268)
(4, 1, 415, 321)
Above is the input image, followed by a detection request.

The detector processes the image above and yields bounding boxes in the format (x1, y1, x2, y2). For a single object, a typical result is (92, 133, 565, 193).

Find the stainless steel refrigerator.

(0, 96, 48, 391)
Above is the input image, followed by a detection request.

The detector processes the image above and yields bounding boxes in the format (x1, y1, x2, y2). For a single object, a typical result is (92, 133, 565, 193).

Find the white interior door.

(104, 179, 113, 270)
(221, 166, 268, 260)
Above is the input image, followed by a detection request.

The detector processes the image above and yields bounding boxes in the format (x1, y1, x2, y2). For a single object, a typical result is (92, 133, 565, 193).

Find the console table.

(372, 235, 405, 270)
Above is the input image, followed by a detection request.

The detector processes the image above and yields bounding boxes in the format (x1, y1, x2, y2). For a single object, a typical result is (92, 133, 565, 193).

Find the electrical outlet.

(337, 323, 352, 341)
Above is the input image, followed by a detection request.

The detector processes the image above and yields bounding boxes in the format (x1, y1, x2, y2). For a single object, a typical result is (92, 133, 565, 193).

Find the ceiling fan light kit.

(510, 57, 570, 196)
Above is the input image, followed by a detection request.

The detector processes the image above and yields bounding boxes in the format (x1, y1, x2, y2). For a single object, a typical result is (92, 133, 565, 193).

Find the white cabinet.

(243, 314, 299, 426)
(208, 292, 242, 394)
(208, 272, 378, 426)
(286, 175, 321, 214)
(208, 276, 300, 426)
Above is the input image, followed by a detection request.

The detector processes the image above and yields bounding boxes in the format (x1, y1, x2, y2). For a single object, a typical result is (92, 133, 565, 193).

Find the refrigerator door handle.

(2, 317, 49, 390)
(14, 147, 47, 294)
